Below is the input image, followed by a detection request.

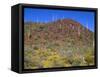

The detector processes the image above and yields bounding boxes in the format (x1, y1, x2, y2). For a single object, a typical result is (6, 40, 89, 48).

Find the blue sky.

(24, 8, 95, 32)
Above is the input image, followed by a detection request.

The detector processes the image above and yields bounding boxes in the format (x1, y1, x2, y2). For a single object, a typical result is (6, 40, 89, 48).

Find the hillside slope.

(24, 19, 95, 69)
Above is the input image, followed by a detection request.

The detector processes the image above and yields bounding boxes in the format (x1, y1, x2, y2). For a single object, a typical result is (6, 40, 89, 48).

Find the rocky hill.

(24, 19, 94, 69)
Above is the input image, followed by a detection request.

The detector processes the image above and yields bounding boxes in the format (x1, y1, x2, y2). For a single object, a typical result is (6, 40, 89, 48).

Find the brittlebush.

(24, 48, 71, 69)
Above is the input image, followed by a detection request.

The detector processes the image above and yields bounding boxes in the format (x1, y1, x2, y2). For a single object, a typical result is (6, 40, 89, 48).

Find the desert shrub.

(24, 45, 95, 69)
(24, 50, 35, 69)
(84, 50, 94, 65)
(24, 48, 71, 69)
(34, 46, 39, 50)
(41, 52, 70, 68)
(71, 55, 82, 66)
